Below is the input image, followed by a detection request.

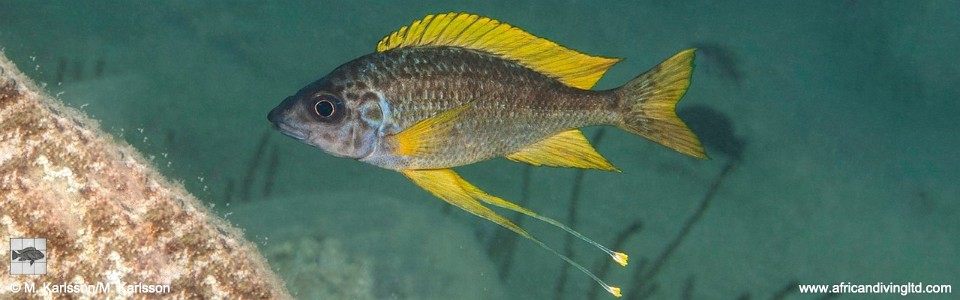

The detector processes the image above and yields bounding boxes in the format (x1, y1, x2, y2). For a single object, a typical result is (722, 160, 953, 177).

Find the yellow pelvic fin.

(401, 168, 624, 296)
(377, 12, 622, 89)
(401, 169, 532, 238)
(393, 100, 478, 157)
(506, 129, 620, 172)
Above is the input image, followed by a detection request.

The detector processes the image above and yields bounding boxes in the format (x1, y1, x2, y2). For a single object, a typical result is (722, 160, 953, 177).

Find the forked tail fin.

(615, 49, 707, 159)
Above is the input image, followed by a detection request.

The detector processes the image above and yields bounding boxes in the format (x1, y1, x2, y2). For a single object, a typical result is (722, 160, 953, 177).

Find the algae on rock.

(0, 50, 290, 299)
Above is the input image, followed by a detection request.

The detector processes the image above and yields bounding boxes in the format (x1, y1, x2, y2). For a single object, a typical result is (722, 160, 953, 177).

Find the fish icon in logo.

(12, 247, 44, 265)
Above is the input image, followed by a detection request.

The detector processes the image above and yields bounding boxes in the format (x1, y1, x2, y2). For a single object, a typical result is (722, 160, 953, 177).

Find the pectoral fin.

(393, 100, 478, 157)
(506, 129, 620, 172)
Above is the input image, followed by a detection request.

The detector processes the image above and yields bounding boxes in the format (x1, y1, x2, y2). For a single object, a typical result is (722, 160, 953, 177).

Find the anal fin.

(506, 129, 620, 172)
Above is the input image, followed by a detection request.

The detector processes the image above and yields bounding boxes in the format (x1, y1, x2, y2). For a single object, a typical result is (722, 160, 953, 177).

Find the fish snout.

(267, 96, 295, 124)
(267, 107, 280, 124)
(268, 96, 308, 141)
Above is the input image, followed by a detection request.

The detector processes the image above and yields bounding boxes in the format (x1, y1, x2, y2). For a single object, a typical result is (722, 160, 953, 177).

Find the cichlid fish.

(268, 12, 706, 297)
(12, 247, 45, 265)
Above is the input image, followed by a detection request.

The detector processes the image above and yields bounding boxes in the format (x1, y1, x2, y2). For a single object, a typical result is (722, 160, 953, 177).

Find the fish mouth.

(272, 123, 306, 141)
(268, 102, 307, 141)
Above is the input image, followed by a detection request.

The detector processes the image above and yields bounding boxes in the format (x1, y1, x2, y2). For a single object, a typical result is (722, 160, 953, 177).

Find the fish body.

(268, 12, 707, 297)
(12, 247, 44, 265)
(273, 46, 617, 170)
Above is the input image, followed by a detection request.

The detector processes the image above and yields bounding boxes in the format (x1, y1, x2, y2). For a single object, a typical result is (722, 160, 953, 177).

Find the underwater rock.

(0, 51, 289, 298)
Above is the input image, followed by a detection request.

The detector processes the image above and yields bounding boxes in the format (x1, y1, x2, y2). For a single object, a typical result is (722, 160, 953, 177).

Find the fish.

(268, 12, 706, 297)
(12, 247, 45, 265)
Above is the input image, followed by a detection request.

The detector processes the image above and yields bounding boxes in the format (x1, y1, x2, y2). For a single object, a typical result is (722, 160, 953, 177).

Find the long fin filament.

(402, 168, 625, 297)
(470, 191, 628, 266)
(526, 231, 622, 298)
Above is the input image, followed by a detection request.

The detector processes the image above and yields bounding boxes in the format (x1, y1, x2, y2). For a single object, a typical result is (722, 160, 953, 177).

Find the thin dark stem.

(262, 145, 280, 198)
(771, 280, 799, 300)
(681, 275, 696, 300)
(631, 159, 738, 299)
(489, 163, 533, 280)
(553, 128, 606, 300)
(241, 130, 271, 202)
(222, 179, 235, 205)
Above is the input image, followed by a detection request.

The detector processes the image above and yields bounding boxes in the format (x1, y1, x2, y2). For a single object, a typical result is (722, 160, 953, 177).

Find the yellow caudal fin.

(393, 100, 478, 157)
(615, 49, 707, 159)
(377, 12, 621, 89)
(506, 129, 620, 172)
(401, 169, 624, 297)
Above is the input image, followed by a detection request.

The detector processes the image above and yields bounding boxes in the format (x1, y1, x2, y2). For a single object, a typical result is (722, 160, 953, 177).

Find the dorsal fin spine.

(460, 17, 496, 46)
(409, 18, 428, 45)
(442, 14, 476, 44)
(378, 12, 621, 89)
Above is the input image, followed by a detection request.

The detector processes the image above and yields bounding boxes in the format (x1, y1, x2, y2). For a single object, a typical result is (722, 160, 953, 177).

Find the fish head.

(268, 76, 382, 159)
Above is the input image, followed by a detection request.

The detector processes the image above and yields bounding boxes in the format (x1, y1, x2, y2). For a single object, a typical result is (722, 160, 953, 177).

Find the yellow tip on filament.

(607, 286, 622, 298)
(443, 172, 627, 298)
(613, 252, 629, 267)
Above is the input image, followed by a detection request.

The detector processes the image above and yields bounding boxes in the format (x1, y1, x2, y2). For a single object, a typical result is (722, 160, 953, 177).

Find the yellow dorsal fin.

(506, 129, 620, 172)
(377, 12, 622, 89)
(393, 100, 478, 157)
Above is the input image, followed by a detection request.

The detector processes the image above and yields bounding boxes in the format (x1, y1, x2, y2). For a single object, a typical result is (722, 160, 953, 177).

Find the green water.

(2, 1, 957, 299)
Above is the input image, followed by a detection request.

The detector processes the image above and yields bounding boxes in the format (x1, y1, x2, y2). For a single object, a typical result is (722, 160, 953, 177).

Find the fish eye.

(315, 100, 335, 117)
(311, 95, 342, 120)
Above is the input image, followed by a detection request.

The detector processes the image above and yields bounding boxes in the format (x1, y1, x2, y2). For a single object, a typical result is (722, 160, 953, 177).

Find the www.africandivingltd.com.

(799, 281, 952, 296)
